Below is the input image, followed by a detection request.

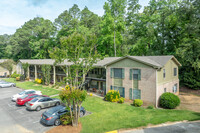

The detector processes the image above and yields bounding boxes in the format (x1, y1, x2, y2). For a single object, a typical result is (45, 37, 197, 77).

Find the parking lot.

(0, 86, 53, 133)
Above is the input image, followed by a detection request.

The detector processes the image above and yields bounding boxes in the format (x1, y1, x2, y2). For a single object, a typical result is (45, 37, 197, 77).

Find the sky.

(0, 0, 150, 35)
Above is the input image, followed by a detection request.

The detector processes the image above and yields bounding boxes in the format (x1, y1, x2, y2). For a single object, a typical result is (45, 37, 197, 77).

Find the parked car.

(16, 94, 48, 106)
(12, 90, 42, 101)
(0, 81, 16, 88)
(40, 105, 86, 126)
(26, 97, 61, 111)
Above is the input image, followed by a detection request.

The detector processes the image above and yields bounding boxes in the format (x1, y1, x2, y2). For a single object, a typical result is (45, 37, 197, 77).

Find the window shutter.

(110, 68, 113, 78)
(138, 69, 141, 80)
(122, 68, 125, 79)
(129, 88, 132, 100)
(129, 69, 132, 80)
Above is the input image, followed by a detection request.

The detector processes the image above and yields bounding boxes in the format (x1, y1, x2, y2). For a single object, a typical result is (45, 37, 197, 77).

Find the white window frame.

(164, 88, 166, 93)
(173, 84, 177, 93)
(163, 69, 166, 78)
(174, 68, 177, 76)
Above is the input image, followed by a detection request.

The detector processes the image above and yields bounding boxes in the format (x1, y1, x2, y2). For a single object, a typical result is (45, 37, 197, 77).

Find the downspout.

(155, 69, 158, 108)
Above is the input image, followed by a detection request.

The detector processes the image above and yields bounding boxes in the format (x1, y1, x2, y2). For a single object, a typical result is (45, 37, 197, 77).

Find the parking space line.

(33, 120, 39, 124)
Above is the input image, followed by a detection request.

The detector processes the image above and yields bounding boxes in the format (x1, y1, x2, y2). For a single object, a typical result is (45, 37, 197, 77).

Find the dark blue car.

(40, 105, 86, 126)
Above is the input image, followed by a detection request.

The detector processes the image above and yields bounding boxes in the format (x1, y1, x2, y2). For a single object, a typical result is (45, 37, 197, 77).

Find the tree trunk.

(114, 27, 116, 57)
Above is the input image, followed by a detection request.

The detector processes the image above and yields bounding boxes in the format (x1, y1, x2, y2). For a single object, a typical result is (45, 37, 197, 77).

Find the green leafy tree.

(0, 59, 15, 76)
(8, 17, 56, 60)
(0, 34, 11, 59)
(176, 0, 200, 89)
(50, 32, 100, 127)
(41, 65, 51, 85)
(22, 63, 30, 79)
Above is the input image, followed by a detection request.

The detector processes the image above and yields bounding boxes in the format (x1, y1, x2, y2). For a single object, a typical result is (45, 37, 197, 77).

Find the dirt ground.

(46, 123, 82, 133)
(177, 87, 200, 112)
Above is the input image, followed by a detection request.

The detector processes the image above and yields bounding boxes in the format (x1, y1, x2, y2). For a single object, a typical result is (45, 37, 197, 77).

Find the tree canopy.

(0, 0, 199, 89)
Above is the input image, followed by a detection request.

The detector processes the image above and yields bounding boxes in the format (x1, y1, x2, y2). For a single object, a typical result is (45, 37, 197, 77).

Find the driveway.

(120, 121, 200, 133)
(0, 86, 53, 133)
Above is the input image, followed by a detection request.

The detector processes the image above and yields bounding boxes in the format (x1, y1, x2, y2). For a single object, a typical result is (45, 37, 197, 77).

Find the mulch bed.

(180, 86, 200, 96)
(46, 123, 82, 133)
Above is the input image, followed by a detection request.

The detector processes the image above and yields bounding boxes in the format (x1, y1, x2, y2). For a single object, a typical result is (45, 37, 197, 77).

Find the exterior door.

(133, 89, 141, 99)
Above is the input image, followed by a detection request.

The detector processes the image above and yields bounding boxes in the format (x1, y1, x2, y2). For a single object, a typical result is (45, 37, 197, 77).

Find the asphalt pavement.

(0, 86, 53, 133)
(121, 121, 200, 133)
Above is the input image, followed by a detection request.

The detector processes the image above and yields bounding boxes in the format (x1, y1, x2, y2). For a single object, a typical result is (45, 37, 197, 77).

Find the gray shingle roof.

(19, 55, 180, 68)
(94, 57, 121, 67)
(104, 55, 180, 68)
(145, 56, 173, 66)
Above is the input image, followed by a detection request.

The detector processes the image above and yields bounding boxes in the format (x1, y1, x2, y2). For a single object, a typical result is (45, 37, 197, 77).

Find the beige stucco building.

(17, 56, 181, 107)
(0, 59, 16, 77)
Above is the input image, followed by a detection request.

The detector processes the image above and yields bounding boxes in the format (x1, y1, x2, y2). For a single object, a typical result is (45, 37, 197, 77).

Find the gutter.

(155, 69, 158, 108)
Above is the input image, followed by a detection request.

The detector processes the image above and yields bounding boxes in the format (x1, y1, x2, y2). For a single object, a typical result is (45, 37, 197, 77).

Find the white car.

(12, 90, 42, 101)
(0, 82, 16, 88)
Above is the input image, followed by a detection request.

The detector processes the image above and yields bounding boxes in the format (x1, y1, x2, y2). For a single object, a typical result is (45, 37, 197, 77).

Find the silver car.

(0, 81, 16, 88)
(26, 97, 61, 111)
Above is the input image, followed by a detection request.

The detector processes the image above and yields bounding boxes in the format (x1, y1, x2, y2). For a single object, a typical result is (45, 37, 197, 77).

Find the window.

(174, 68, 177, 76)
(173, 84, 177, 93)
(164, 88, 166, 93)
(163, 69, 166, 78)
(111, 68, 124, 78)
(114, 68, 122, 78)
(133, 69, 141, 80)
(110, 86, 125, 97)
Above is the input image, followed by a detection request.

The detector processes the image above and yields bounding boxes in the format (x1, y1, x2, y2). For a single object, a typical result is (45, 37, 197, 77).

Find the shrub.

(133, 99, 143, 107)
(147, 105, 154, 109)
(60, 113, 72, 125)
(11, 72, 21, 78)
(35, 78, 42, 84)
(160, 92, 180, 109)
(105, 90, 120, 102)
(118, 97, 125, 103)
(16, 77, 20, 81)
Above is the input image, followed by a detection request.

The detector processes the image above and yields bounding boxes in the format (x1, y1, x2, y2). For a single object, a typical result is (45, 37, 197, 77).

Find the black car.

(40, 105, 86, 126)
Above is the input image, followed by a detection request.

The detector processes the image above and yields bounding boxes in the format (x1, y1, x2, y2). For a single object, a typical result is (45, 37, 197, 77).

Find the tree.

(176, 0, 200, 89)
(22, 63, 30, 79)
(98, 0, 127, 57)
(50, 32, 100, 127)
(41, 65, 51, 85)
(8, 17, 56, 60)
(80, 6, 101, 34)
(0, 59, 15, 76)
(0, 34, 11, 59)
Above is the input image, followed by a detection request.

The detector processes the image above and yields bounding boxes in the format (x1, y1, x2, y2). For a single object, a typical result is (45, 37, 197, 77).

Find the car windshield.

(18, 91, 25, 95)
(30, 98, 38, 102)
(46, 106, 64, 114)
(21, 95, 28, 99)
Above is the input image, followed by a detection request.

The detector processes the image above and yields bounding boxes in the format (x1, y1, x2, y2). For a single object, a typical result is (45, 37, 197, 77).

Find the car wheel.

(54, 119, 61, 126)
(80, 111, 84, 117)
(11, 84, 14, 87)
(36, 106, 41, 111)
(55, 102, 60, 106)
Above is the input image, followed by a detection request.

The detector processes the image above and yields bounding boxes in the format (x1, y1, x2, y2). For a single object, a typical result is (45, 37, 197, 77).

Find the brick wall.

(106, 66, 157, 105)
(157, 79, 179, 106)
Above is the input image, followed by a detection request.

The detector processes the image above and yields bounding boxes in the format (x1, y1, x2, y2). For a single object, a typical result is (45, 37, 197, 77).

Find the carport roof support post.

(27, 65, 30, 78)
(53, 66, 56, 85)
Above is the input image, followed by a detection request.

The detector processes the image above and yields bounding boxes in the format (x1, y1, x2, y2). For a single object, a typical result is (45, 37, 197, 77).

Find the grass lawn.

(81, 96, 200, 133)
(3, 78, 200, 133)
(3, 78, 60, 96)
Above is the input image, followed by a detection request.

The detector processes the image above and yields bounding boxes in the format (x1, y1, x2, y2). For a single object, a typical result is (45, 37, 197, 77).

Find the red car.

(16, 94, 48, 106)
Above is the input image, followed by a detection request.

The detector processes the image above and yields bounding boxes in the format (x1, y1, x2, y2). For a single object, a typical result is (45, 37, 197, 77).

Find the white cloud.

(0, 0, 149, 35)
